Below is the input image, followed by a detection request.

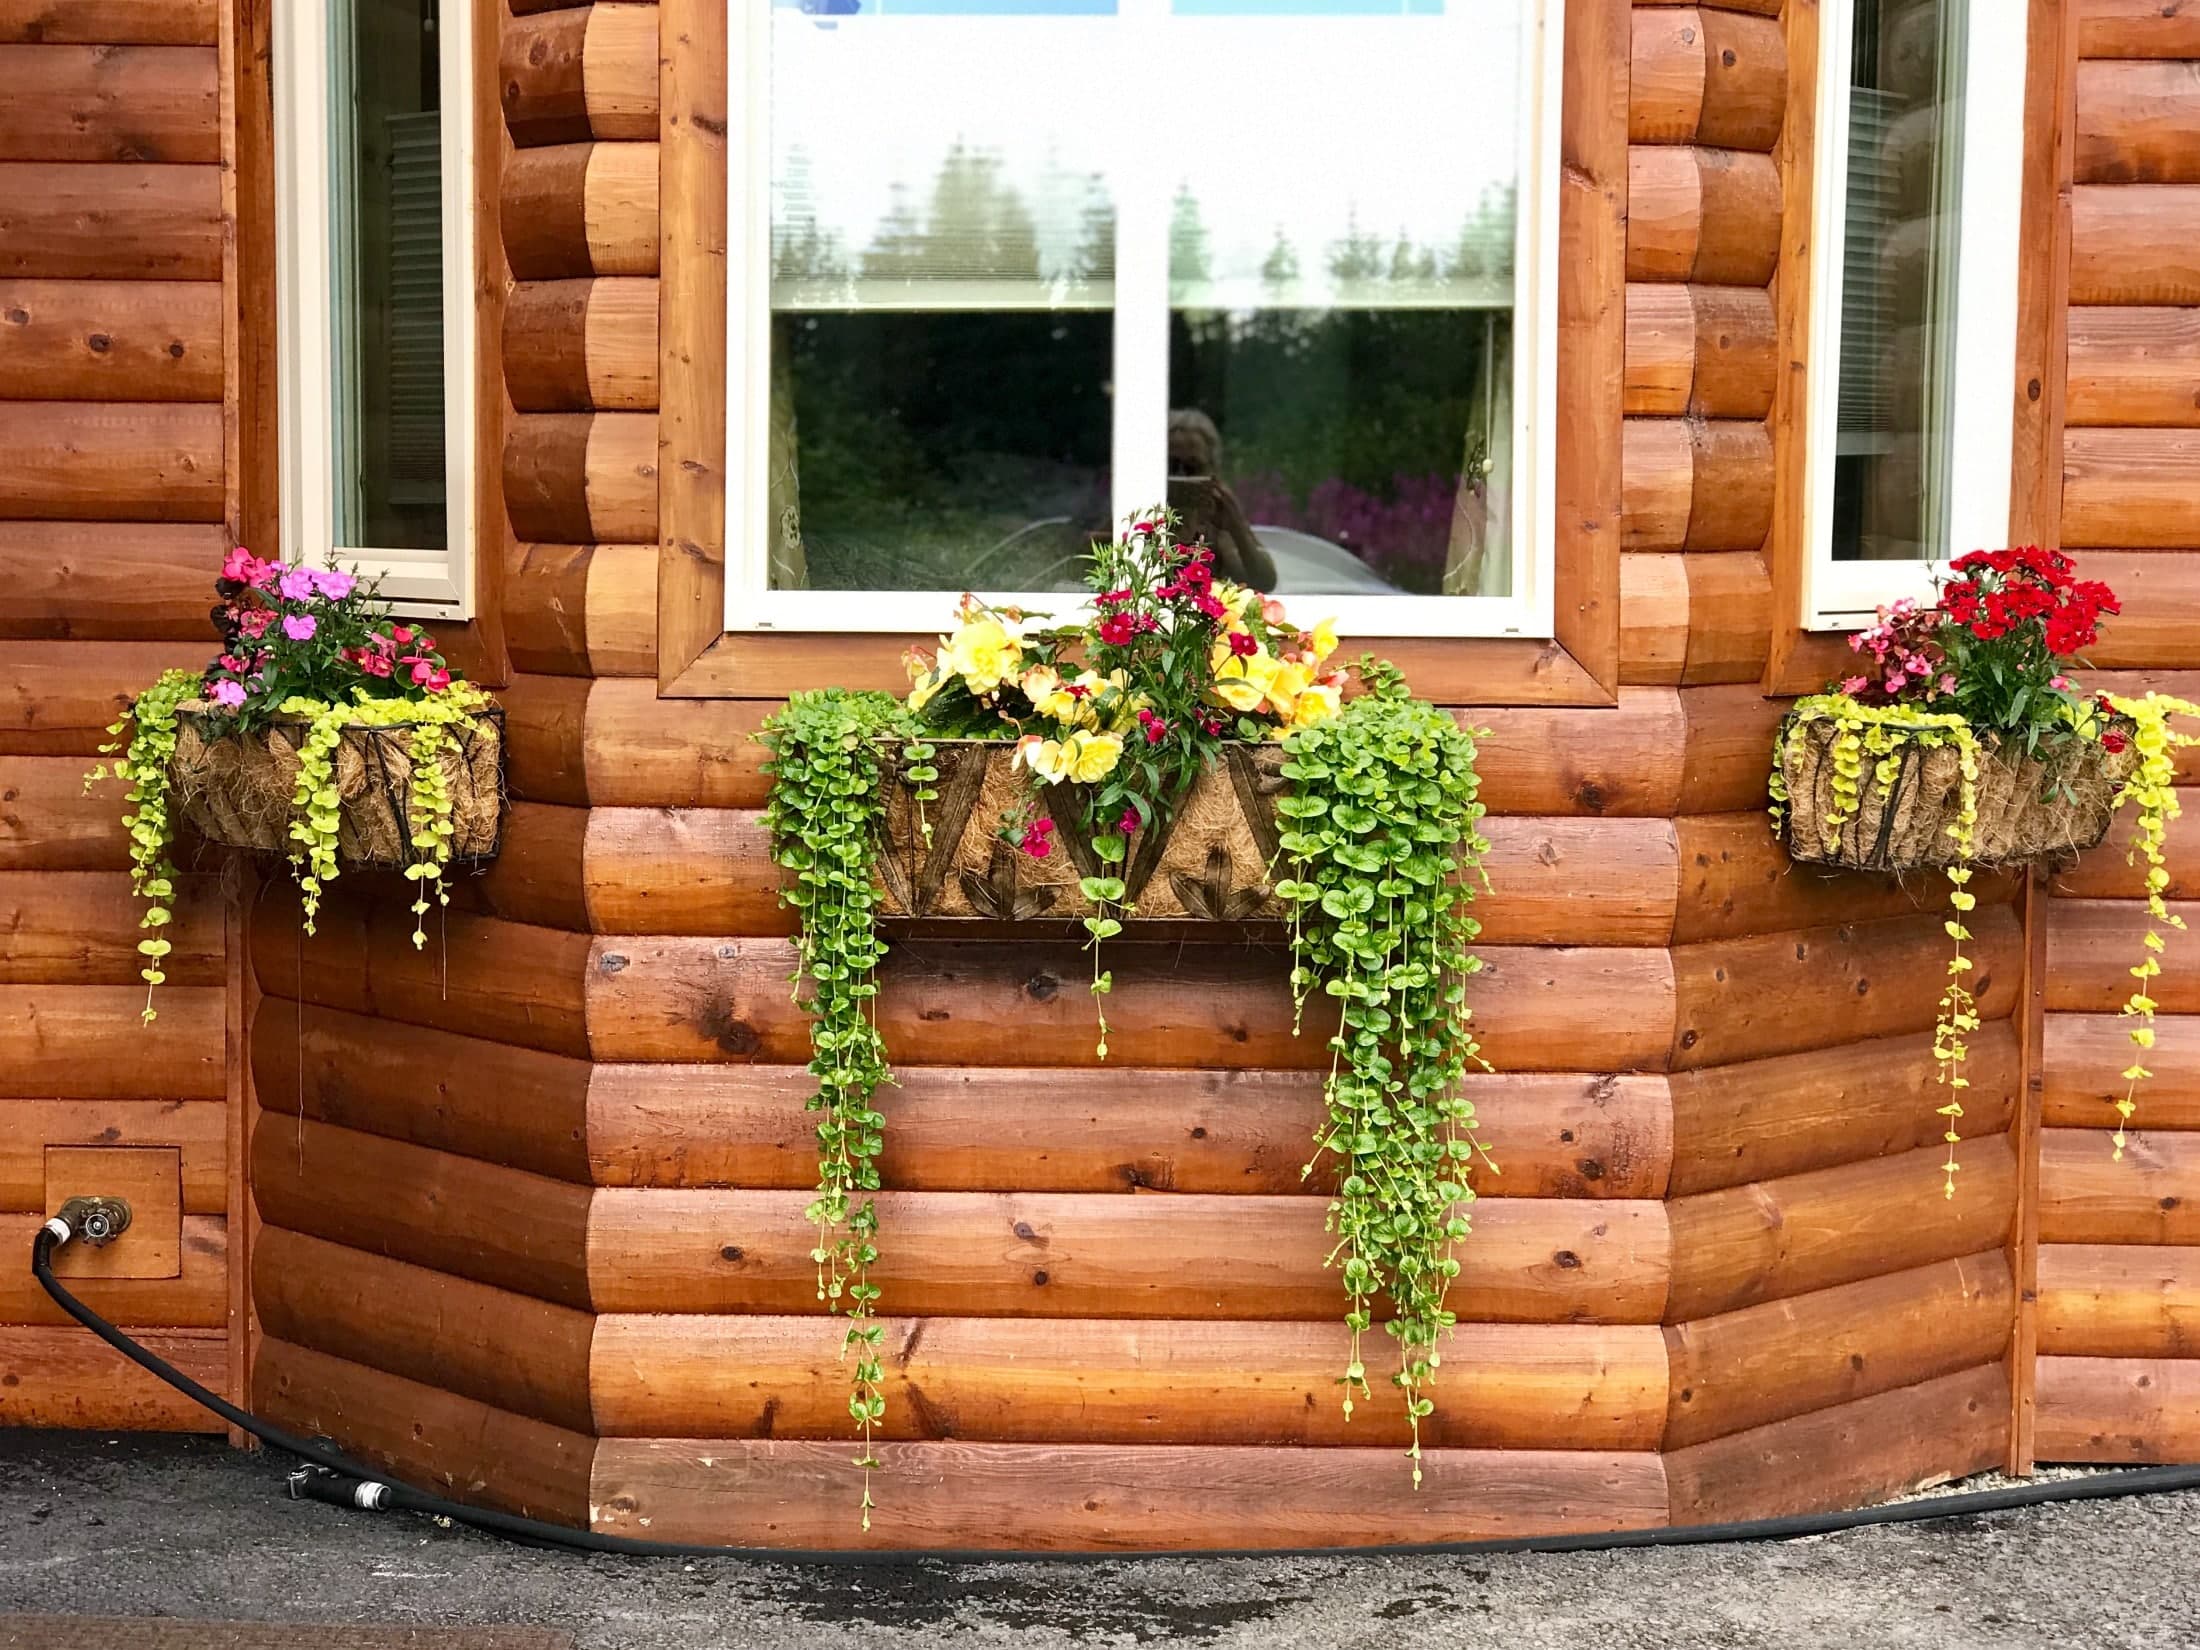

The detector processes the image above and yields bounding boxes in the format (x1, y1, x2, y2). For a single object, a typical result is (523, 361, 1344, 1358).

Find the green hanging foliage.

(1272, 661, 1492, 1484)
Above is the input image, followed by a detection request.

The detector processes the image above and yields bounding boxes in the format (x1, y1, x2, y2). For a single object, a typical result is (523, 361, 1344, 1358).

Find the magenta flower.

(221, 545, 263, 585)
(283, 613, 317, 641)
(209, 679, 247, 708)
(313, 568, 357, 601)
(277, 566, 316, 602)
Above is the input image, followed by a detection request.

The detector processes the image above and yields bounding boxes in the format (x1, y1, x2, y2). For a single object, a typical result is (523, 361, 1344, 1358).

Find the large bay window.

(1802, 0, 2025, 628)
(725, 0, 1563, 639)
(274, 0, 476, 615)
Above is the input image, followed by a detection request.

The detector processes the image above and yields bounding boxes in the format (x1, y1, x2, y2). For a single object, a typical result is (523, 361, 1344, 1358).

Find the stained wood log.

(1626, 148, 1781, 285)
(2036, 1355, 2200, 1462)
(1631, 8, 1709, 144)
(1625, 285, 1696, 414)
(0, 984, 221, 1099)
(0, 1324, 222, 1430)
(504, 411, 657, 544)
(251, 888, 593, 1059)
(485, 803, 1681, 948)
(250, 998, 594, 1183)
(1662, 1251, 2013, 1450)
(0, 868, 220, 984)
(2041, 1126, 2200, 1244)
(589, 1438, 1666, 1551)
(585, 934, 1678, 1074)
(586, 1188, 1673, 1324)
(256, 1336, 596, 1522)
(0, 162, 219, 279)
(2076, 59, 2200, 184)
(1686, 285, 1778, 419)
(584, 1065, 1675, 1202)
(0, 522, 225, 638)
(1665, 1363, 2008, 1523)
(0, 755, 129, 867)
(0, 402, 221, 521)
(252, 1115, 594, 1307)
(1476, 689, 1691, 817)
(591, 1315, 1670, 1450)
(502, 3, 659, 147)
(0, 1209, 221, 1326)
(0, 278, 220, 399)
(2043, 1012, 2200, 1130)
(0, 1096, 224, 1212)
(2040, 1243, 2200, 1357)
(2046, 898, 2200, 1013)
(504, 277, 658, 412)
(1621, 551, 1688, 685)
(1670, 906, 2023, 1070)
(2078, 0, 2200, 60)
(1671, 812, 2021, 943)
(1667, 1023, 2020, 1196)
(1694, 9, 1785, 152)
(1663, 1134, 2020, 1321)
(503, 541, 656, 676)
(255, 1226, 596, 1433)
(0, 2, 215, 43)
(2071, 185, 2200, 305)
(502, 142, 658, 280)
(2018, 553, 2200, 670)
(499, 670, 595, 804)
(1679, 550, 1771, 684)
(0, 43, 215, 162)
(1621, 419, 1772, 552)
(0, 639, 211, 756)
(2064, 428, 2200, 546)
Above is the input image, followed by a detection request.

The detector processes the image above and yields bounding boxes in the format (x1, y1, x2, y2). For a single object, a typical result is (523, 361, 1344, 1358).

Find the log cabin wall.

(0, 0, 259, 1430)
(2034, 0, 2200, 1464)
(231, 0, 2062, 1548)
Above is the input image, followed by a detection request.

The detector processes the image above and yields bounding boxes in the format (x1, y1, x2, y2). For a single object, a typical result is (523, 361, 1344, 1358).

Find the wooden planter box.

(875, 739, 1287, 922)
(168, 704, 505, 866)
(1778, 715, 2139, 870)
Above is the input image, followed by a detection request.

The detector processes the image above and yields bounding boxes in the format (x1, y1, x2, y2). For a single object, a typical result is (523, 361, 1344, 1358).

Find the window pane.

(330, 0, 447, 552)
(767, 3, 1121, 592)
(1163, 1, 1519, 597)
(1832, 0, 1965, 563)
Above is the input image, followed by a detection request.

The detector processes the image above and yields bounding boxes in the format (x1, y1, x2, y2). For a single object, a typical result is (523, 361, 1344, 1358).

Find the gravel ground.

(3, 1433, 2198, 1649)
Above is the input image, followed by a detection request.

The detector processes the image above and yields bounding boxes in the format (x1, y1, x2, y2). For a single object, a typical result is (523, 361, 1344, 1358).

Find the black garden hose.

(32, 1217, 2200, 1565)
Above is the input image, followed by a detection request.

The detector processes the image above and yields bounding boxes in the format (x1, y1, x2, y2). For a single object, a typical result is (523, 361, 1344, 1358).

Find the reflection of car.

(1251, 526, 1402, 596)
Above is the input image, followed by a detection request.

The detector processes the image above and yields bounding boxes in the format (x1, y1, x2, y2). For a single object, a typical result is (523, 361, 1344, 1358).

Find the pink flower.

(1884, 673, 1907, 693)
(1119, 807, 1141, 835)
(357, 651, 393, 678)
(313, 568, 357, 601)
(221, 545, 263, 584)
(1840, 676, 1867, 695)
(1939, 674, 1958, 696)
(237, 609, 273, 639)
(283, 613, 317, 641)
(219, 653, 245, 673)
(409, 660, 451, 692)
(2051, 675, 2073, 692)
(390, 625, 415, 646)
(1019, 817, 1056, 860)
(277, 566, 315, 602)
(1097, 614, 1136, 647)
(208, 679, 246, 708)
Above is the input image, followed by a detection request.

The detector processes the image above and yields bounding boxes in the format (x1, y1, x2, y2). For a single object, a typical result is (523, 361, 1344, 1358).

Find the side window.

(274, 0, 476, 614)
(1804, 0, 2025, 627)
(729, 0, 1562, 639)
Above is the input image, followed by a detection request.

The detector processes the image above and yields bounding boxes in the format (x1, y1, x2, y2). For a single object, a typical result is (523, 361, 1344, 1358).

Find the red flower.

(1119, 807, 1141, 835)
(2102, 730, 2130, 754)
(1097, 614, 1136, 647)
(1228, 630, 1258, 658)
(1019, 817, 1056, 859)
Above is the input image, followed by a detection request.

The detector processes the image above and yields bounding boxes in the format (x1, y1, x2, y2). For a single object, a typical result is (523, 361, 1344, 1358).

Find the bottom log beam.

(2036, 1357, 2200, 1464)
(0, 1325, 224, 1431)
(589, 1439, 1668, 1552)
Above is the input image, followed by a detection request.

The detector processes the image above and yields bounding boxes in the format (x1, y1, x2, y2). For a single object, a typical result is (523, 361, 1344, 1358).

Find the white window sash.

(724, 0, 1561, 640)
(1801, 0, 2025, 631)
(274, 0, 476, 617)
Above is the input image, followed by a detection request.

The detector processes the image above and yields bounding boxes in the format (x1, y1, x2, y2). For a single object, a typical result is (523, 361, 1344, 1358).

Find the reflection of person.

(1167, 409, 1277, 592)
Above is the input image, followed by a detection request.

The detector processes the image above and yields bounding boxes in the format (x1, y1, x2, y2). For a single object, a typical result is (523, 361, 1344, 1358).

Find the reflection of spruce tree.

(1259, 229, 1300, 296)
(1067, 180, 1114, 303)
(1170, 186, 1212, 292)
(1326, 211, 1387, 289)
(773, 146, 853, 300)
(918, 142, 1041, 280)
(860, 183, 928, 282)
(1443, 182, 1515, 288)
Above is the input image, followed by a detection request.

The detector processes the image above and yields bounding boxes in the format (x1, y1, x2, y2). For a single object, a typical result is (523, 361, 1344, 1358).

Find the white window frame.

(1802, 0, 2026, 631)
(723, 0, 1563, 639)
(273, 0, 476, 617)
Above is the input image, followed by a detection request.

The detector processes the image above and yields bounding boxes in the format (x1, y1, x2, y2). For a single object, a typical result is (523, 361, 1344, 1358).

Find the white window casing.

(723, 0, 1564, 640)
(273, 0, 476, 617)
(1802, 0, 2026, 631)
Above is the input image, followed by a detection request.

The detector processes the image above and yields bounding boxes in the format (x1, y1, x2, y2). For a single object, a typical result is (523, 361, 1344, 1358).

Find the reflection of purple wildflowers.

(1239, 470, 1474, 592)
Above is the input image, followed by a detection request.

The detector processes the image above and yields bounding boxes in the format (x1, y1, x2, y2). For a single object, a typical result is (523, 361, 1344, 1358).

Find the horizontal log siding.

(2037, 12, 2200, 1466)
(0, 0, 235, 1434)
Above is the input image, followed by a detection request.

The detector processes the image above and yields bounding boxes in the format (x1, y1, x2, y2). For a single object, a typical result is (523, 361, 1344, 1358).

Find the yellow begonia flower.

(908, 670, 944, 712)
(943, 617, 1021, 695)
(1211, 650, 1275, 714)
(1015, 734, 1071, 783)
(1291, 680, 1342, 727)
(1065, 730, 1124, 783)
(1310, 619, 1339, 663)
(1022, 664, 1082, 723)
(1263, 658, 1311, 718)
